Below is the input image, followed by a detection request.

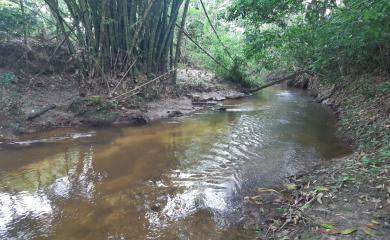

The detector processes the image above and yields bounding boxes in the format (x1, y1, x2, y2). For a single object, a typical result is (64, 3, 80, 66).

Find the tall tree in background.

(228, 0, 390, 75)
(18, 0, 28, 62)
(173, 0, 190, 84)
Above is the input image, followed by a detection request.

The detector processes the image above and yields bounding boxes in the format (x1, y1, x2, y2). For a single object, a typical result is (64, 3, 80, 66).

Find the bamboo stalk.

(173, 0, 191, 84)
(42, 0, 181, 80)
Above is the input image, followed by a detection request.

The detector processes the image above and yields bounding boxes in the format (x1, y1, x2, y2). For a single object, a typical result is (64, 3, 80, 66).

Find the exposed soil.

(239, 73, 390, 239)
(0, 40, 247, 142)
(0, 67, 246, 142)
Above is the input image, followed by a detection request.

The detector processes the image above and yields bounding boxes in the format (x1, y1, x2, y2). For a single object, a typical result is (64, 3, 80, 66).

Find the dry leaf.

(363, 227, 375, 236)
(371, 220, 379, 225)
(317, 193, 324, 204)
(257, 188, 277, 193)
(315, 186, 330, 192)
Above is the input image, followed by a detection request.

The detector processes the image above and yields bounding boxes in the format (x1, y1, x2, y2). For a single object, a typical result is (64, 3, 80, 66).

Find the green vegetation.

(1, 0, 389, 87)
(0, 0, 41, 40)
(0, 72, 15, 86)
(177, 0, 268, 87)
(228, 0, 390, 76)
(226, 0, 390, 164)
(179, 1, 246, 81)
(0, 1, 389, 238)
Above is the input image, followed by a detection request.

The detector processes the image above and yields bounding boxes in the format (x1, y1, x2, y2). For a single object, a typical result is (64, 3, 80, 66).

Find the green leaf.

(284, 183, 298, 190)
(342, 176, 356, 182)
(0, 72, 15, 86)
(315, 186, 330, 192)
(340, 229, 356, 235)
(301, 203, 310, 210)
(320, 224, 336, 230)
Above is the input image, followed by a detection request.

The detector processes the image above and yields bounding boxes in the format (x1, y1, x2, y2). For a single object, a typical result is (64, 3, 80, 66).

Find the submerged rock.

(167, 110, 183, 117)
(82, 112, 120, 127)
(125, 110, 150, 125)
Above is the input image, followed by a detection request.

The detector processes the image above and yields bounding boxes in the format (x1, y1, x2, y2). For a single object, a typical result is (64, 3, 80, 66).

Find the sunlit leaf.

(340, 229, 356, 235)
(284, 183, 298, 190)
(320, 224, 336, 230)
(257, 188, 277, 193)
(363, 227, 375, 236)
(315, 186, 330, 192)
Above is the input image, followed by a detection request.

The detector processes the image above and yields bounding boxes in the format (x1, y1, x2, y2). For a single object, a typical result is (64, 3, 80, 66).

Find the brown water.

(0, 88, 352, 239)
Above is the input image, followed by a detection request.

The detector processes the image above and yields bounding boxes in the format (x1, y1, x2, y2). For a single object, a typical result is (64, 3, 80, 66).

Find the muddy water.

(0, 88, 351, 239)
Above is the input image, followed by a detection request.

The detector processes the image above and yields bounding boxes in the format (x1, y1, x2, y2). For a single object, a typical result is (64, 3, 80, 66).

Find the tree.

(229, 0, 390, 75)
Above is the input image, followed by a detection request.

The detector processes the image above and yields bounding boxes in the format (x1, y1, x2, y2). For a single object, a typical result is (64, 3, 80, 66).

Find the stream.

(0, 87, 352, 239)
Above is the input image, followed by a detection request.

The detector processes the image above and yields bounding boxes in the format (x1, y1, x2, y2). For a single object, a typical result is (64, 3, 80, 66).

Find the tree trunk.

(173, 0, 190, 84)
(249, 71, 314, 93)
(19, 0, 28, 62)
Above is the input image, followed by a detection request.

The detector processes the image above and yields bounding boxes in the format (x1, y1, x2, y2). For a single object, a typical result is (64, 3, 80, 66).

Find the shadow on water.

(0, 87, 352, 239)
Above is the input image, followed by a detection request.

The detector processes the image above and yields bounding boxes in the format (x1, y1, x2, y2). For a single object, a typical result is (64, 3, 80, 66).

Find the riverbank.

(241, 73, 390, 239)
(0, 68, 246, 142)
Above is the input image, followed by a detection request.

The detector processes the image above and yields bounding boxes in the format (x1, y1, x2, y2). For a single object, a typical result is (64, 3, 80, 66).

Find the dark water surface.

(0, 88, 352, 239)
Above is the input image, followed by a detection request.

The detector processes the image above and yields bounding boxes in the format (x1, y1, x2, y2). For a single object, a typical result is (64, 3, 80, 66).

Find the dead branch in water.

(250, 70, 314, 93)
(27, 104, 56, 120)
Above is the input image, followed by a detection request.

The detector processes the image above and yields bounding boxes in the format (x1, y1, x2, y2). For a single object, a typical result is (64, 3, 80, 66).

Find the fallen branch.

(178, 24, 229, 71)
(199, 0, 234, 61)
(250, 70, 314, 93)
(27, 104, 56, 120)
(111, 69, 175, 100)
(110, 59, 137, 96)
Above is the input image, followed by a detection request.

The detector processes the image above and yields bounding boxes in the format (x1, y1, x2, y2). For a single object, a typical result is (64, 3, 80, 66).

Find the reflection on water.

(0, 88, 352, 239)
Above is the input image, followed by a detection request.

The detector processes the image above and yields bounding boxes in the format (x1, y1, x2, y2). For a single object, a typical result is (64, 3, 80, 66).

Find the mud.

(0, 68, 246, 142)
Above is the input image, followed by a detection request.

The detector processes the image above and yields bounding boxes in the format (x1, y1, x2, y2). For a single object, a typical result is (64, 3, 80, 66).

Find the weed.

(0, 72, 15, 87)
(376, 81, 390, 95)
(85, 96, 116, 112)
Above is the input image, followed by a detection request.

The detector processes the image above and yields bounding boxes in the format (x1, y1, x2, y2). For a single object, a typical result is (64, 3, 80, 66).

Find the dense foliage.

(229, 0, 390, 77)
(179, 0, 261, 86)
(181, 1, 237, 68)
(0, 0, 42, 39)
(1, 0, 389, 88)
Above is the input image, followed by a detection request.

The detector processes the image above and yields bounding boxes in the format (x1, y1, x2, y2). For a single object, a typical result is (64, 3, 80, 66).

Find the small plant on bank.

(0, 72, 15, 87)
(85, 96, 116, 113)
(221, 58, 252, 87)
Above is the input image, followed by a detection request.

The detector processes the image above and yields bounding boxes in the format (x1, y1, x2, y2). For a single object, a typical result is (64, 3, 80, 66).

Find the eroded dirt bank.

(240, 73, 390, 239)
(0, 68, 246, 142)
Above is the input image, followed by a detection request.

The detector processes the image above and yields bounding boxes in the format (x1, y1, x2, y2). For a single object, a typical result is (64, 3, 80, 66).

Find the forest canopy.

(1, 0, 389, 87)
(228, 0, 390, 77)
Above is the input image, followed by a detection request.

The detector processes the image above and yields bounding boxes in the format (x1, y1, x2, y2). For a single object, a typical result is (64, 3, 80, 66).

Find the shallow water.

(0, 87, 352, 239)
